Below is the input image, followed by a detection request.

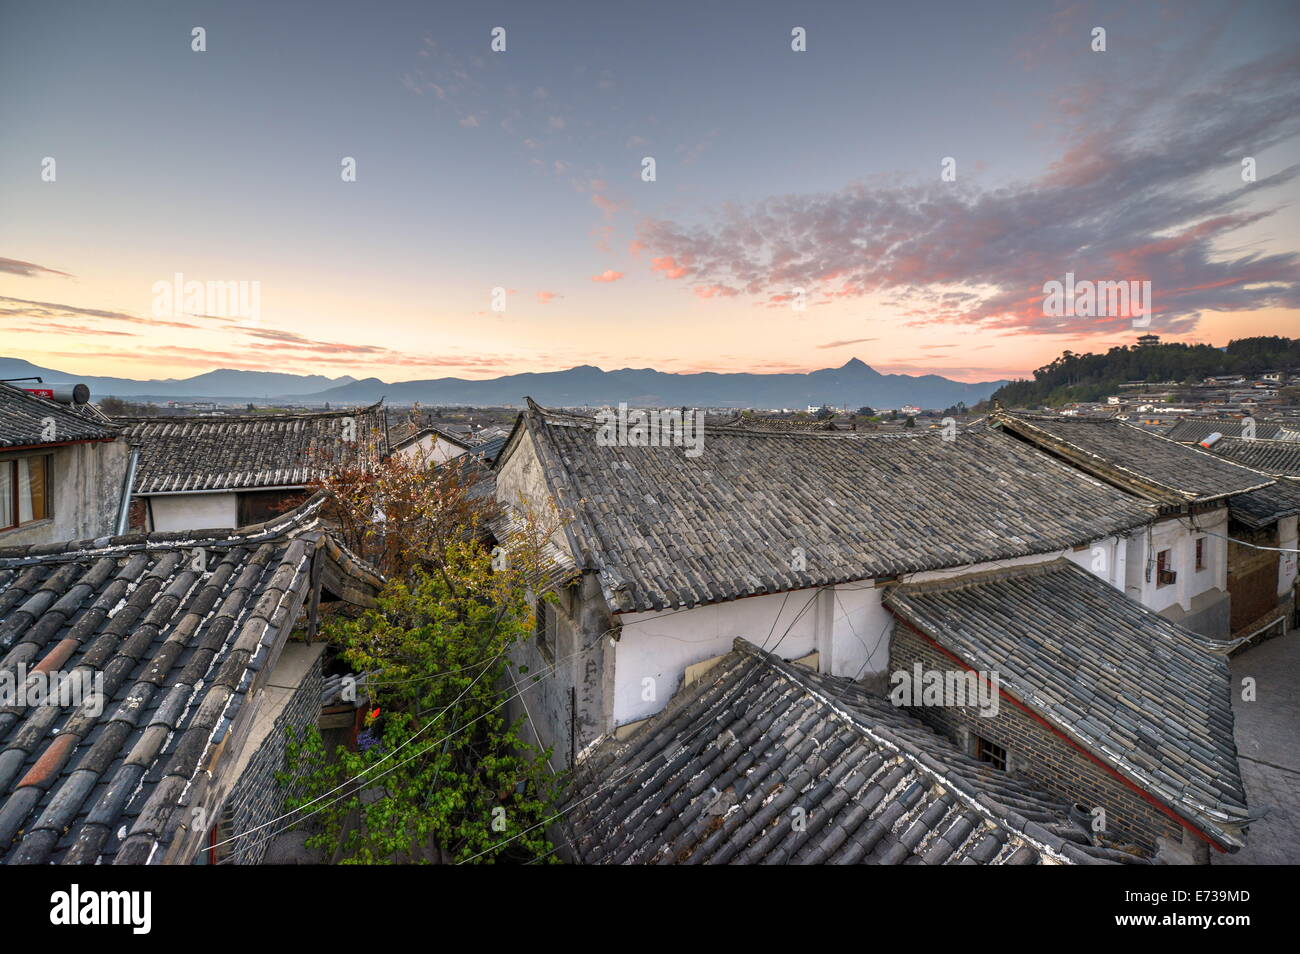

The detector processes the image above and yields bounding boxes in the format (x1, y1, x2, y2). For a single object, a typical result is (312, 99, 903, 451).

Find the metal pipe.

(115, 445, 140, 535)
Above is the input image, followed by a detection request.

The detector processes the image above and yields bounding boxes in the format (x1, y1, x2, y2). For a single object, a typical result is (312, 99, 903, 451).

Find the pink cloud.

(650, 256, 689, 280)
(626, 43, 1300, 337)
(693, 284, 737, 299)
(591, 270, 624, 283)
(536, 291, 561, 304)
(591, 192, 623, 218)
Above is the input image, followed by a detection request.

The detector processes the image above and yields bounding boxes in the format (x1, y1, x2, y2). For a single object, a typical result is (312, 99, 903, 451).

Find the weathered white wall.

(398, 434, 466, 466)
(614, 588, 822, 726)
(1123, 510, 1227, 615)
(494, 426, 571, 564)
(0, 440, 130, 546)
(1279, 514, 1298, 598)
(824, 583, 891, 680)
(147, 493, 239, 531)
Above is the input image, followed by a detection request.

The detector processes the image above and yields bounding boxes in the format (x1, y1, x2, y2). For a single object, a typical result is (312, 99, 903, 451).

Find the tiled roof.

(119, 403, 387, 493)
(993, 412, 1273, 504)
(0, 495, 382, 864)
(487, 505, 582, 595)
(714, 415, 839, 432)
(1165, 418, 1287, 443)
(883, 559, 1250, 850)
(562, 639, 1143, 864)
(388, 424, 504, 463)
(1228, 478, 1300, 529)
(472, 435, 507, 464)
(507, 401, 1154, 613)
(0, 383, 120, 449)
(1200, 437, 1300, 478)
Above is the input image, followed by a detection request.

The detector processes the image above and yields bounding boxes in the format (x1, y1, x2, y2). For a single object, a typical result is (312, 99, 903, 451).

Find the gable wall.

(397, 434, 466, 466)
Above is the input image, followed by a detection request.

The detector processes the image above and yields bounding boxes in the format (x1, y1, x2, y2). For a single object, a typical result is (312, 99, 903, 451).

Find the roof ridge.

(887, 556, 1072, 594)
(0, 492, 332, 564)
(731, 638, 1098, 864)
(114, 401, 382, 424)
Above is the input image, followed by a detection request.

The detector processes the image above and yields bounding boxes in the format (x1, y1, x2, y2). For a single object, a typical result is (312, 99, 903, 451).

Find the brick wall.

(889, 623, 1188, 856)
(221, 654, 324, 865)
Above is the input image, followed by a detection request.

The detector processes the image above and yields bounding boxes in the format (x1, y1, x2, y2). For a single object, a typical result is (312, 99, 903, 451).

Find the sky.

(1, 0, 1297, 384)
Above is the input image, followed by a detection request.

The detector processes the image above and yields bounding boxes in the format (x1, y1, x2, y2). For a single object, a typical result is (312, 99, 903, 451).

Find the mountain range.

(0, 357, 1008, 410)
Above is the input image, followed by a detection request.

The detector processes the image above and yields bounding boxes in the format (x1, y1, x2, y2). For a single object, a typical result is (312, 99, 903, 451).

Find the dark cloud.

(0, 296, 202, 329)
(817, 337, 878, 349)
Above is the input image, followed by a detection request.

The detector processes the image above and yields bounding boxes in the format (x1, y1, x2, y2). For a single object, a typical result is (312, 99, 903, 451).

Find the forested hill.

(985, 337, 1300, 409)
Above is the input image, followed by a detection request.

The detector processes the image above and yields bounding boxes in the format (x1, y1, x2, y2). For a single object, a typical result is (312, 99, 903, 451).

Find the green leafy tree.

(281, 537, 563, 864)
(981, 336, 1300, 409)
(279, 447, 567, 864)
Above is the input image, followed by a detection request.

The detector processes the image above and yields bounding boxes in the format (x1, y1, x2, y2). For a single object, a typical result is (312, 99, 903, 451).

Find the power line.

(214, 636, 603, 862)
(456, 588, 823, 864)
(212, 641, 509, 855)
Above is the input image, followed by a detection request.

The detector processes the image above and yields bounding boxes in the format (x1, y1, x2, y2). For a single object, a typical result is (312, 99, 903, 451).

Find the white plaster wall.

(825, 582, 891, 680)
(904, 533, 1127, 590)
(0, 440, 130, 546)
(614, 589, 822, 725)
(1124, 510, 1227, 614)
(399, 434, 466, 466)
(147, 493, 239, 531)
(494, 426, 571, 562)
(611, 533, 1130, 727)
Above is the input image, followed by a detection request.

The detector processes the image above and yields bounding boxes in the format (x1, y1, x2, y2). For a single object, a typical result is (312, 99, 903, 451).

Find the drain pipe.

(115, 445, 140, 535)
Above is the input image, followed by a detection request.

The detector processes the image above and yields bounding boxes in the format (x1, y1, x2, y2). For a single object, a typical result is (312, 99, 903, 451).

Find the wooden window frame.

(974, 734, 1008, 771)
(1156, 548, 1175, 587)
(0, 454, 53, 532)
(535, 599, 555, 666)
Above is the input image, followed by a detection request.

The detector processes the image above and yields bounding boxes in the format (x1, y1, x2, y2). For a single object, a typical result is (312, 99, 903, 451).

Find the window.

(199, 803, 236, 865)
(237, 490, 306, 526)
(1195, 537, 1205, 571)
(1156, 549, 1176, 586)
(535, 600, 555, 666)
(974, 735, 1008, 771)
(0, 455, 51, 531)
